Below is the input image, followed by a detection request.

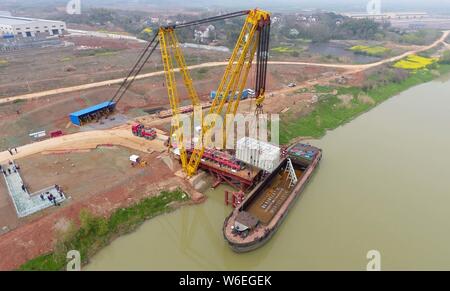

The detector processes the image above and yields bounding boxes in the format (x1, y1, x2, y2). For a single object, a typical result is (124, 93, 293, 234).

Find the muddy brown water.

(86, 76, 450, 270)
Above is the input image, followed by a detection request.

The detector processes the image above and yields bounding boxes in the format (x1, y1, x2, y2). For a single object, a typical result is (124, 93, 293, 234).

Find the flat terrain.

(0, 145, 193, 270)
(0, 36, 229, 98)
(0, 29, 448, 270)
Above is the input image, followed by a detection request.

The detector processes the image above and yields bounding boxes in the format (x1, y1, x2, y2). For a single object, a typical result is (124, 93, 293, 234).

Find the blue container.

(210, 89, 250, 101)
(69, 101, 116, 126)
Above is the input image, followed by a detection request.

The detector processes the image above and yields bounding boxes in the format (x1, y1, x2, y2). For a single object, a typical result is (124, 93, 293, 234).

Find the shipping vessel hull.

(223, 144, 322, 252)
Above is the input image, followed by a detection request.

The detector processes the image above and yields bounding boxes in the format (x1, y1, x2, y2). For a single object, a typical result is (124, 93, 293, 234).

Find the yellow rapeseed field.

(393, 54, 438, 70)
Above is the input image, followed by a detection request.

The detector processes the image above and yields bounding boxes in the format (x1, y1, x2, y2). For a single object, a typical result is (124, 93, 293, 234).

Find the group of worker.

(6, 147, 18, 156)
(40, 189, 64, 206)
(0, 161, 20, 177)
(39, 185, 64, 207)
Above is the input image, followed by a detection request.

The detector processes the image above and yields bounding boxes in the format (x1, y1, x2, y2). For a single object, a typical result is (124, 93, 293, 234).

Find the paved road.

(1, 30, 448, 105)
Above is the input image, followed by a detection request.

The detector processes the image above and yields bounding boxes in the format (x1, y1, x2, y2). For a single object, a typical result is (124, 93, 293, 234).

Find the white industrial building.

(0, 15, 66, 38)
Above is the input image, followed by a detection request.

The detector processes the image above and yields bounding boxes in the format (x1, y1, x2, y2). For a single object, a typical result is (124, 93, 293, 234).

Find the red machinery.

(187, 148, 244, 171)
(132, 123, 157, 140)
(50, 130, 64, 138)
(225, 190, 245, 208)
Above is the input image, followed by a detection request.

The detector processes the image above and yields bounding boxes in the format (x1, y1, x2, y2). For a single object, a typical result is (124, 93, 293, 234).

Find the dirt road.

(0, 126, 167, 164)
(2, 30, 448, 106)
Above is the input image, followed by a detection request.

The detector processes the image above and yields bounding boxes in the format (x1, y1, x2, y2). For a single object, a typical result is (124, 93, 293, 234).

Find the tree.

(440, 50, 450, 64)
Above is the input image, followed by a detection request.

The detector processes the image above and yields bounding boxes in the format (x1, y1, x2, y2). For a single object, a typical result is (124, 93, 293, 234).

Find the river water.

(86, 76, 450, 270)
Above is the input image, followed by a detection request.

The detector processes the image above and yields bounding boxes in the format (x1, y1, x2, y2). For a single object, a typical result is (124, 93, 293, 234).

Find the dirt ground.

(0, 177, 17, 232)
(0, 55, 336, 151)
(0, 36, 229, 98)
(0, 147, 165, 228)
(0, 35, 348, 270)
(0, 146, 198, 270)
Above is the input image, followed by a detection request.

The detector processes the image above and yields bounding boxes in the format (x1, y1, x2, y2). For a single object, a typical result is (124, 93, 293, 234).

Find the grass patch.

(271, 46, 296, 53)
(280, 64, 450, 144)
(19, 189, 189, 271)
(393, 54, 438, 70)
(0, 58, 9, 67)
(193, 67, 209, 79)
(60, 57, 73, 62)
(94, 51, 117, 57)
(313, 85, 335, 93)
(270, 46, 303, 57)
(350, 45, 391, 57)
(76, 48, 118, 58)
(97, 29, 130, 36)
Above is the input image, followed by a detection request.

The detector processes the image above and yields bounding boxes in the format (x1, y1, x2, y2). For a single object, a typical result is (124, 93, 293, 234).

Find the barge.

(223, 143, 322, 252)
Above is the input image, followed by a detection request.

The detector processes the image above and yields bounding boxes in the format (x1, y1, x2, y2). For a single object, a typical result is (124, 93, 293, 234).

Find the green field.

(350, 45, 391, 57)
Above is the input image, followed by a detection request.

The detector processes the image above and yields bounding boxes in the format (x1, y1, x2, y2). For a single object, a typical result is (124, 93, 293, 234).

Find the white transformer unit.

(235, 137, 280, 172)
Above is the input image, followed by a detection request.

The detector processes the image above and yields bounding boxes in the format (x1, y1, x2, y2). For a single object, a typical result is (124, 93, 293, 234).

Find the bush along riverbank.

(280, 63, 450, 144)
(19, 189, 189, 271)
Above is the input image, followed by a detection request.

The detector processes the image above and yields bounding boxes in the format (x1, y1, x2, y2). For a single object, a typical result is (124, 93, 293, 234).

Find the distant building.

(0, 15, 66, 38)
(289, 28, 299, 37)
(344, 12, 428, 21)
(271, 16, 281, 24)
(194, 24, 216, 44)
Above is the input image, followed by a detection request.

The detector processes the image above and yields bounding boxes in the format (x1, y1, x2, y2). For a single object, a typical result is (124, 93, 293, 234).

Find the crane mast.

(186, 9, 271, 177)
(159, 27, 201, 169)
(108, 9, 271, 177)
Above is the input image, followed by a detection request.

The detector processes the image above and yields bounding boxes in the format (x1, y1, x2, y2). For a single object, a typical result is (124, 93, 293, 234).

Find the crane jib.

(107, 8, 271, 177)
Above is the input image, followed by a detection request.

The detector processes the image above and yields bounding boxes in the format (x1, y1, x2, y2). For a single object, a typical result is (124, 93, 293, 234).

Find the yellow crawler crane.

(164, 9, 271, 177)
(108, 9, 271, 177)
(190, 9, 270, 176)
(159, 27, 201, 169)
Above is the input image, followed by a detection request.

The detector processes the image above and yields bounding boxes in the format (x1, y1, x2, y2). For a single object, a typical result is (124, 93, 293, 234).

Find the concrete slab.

(79, 113, 129, 131)
(1, 162, 66, 218)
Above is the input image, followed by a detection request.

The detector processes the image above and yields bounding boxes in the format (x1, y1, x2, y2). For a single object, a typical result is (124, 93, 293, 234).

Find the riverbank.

(19, 189, 189, 270)
(84, 76, 450, 270)
(280, 63, 450, 144)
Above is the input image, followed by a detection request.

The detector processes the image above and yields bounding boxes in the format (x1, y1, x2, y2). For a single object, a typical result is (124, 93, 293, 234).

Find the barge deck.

(223, 143, 322, 252)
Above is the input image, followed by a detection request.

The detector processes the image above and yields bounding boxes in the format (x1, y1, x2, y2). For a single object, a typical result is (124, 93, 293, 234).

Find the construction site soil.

(0, 146, 195, 270)
(0, 60, 335, 150)
(0, 34, 373, 270)
(0, 37, 229, 98)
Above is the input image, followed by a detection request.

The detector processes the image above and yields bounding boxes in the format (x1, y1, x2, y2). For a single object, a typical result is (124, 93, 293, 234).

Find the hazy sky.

(3, 0, 450, 13)
(105, 0, 450, 13)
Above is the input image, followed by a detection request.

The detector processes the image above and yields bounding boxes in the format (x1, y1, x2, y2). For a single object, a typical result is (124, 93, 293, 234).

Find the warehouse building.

(0, 15, 66, 38)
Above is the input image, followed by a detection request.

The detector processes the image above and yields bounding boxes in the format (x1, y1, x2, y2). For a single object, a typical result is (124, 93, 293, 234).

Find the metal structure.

(108, 8, 271, 177)
(284, 158, 298, 188)
(236, 137, 280, 173)
(188, 9, 271, 177)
